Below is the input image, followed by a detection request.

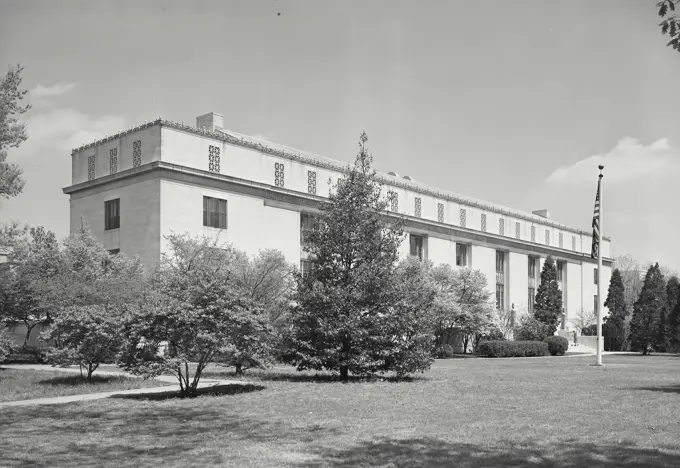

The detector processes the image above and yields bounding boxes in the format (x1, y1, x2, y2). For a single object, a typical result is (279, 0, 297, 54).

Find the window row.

(87, 140, 143, 181)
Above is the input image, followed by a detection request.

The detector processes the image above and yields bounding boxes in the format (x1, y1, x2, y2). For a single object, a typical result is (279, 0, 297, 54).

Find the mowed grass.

(1, 354, 680, 467)
(0, 368, 171, 403)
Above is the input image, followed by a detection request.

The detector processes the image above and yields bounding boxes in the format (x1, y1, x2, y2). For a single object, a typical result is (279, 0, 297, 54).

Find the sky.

(1, 0, 679, 271)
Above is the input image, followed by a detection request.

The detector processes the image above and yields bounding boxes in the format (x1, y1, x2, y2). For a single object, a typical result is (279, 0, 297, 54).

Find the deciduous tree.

(657, 0, 680, 52)
(629, 263, 666, 354)
(0, 64, 30, 199)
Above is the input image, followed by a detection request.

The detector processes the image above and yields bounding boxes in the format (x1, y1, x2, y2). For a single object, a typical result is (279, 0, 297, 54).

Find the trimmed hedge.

(544, 336, 569, 356)
(476, 340, 549, 358)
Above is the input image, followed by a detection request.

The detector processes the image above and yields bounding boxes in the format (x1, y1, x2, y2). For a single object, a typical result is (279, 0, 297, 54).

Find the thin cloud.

(546, 137, 676, 184)
(28, 82, 77, 101)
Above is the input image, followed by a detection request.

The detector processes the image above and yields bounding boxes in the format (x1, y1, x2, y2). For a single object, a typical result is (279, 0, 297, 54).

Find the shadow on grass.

(37, 374, 129, 386)
(204, 370, 427, 384)
(110, 383, 266, 401)
(631, 385, 680, 394)
(302, 437, 680, 468)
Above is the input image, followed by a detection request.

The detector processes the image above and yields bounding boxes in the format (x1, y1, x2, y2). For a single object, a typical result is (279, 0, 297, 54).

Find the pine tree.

(603, 269, 627, 351)
(629, 263, 667, 355)
(286, 133, 414, 381)
(665, 276, 680, 351)
(533, 256, 563, 335)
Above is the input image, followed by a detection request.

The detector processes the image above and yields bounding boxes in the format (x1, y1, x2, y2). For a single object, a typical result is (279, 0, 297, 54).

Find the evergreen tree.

(665, 276, 680, 351)
(286, 132, 419, 381)
(629, 263, 667, 355)
(533, 256, 563, 335)
(603, 269, 628, 351)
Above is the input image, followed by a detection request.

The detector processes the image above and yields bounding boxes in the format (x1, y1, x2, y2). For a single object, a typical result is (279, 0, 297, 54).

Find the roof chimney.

(196, 112, 224, 132)
(532, 209, 550, 219)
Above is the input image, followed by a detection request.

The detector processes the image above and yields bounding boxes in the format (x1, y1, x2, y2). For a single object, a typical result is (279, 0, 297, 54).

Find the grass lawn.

(1, 354, 680, 467)
(0, 368, 171, 403)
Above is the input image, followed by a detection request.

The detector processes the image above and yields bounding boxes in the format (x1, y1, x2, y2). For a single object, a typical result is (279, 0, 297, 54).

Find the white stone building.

(63, 112, 612, 331)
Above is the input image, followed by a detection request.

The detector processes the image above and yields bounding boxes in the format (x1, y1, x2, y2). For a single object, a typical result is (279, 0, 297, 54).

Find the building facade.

(63, 112, 613, 331)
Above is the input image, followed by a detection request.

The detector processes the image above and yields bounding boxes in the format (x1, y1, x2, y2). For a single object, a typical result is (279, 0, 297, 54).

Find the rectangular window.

(88, 154, 96, 181)
(499, 218, 505, 236)
(300, 213, 316, 243)
(104, 199, 120, 230)
(528, 257, 536, 278)
(456, 244, 468, 266)
(515, 222, 521, 239)
(496, 284, 505, 310)
(388, 190, 398, 212)
(572, 236, 577, 251)
(557, 261, 564, 281)
(109, 148, 118, 175)
(528, 287, 535, 313)
(208, 145, 221, 173)
(108, 248, 120, 255)
(202, 196, 227, 229)
(133, 140, 142, 168)
(460, 208, 467, 227)
(496, 251, 505, 274)
(414, 197, 422, 217)
(307, 170, 317, 194)
(559, 232, 564, 248)
(545, 230, 550, 245)
(594, 267, 598, 285)
(481, 213, 487, 232)
(409, 234, 424, 260)
(531, 225, 536, 242)
(300, 260, 313, 278)
(274, 162, 284, 187)
(437, 203, 444, 223)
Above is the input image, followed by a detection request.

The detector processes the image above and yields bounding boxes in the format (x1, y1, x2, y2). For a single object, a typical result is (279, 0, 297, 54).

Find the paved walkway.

(0, 364, 249, 408)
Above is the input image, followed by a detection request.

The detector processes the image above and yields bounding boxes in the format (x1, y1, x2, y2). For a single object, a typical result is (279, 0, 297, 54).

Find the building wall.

(69, 177, 161, 268)
(509, 252, 530, 316)
(472, 245, 497, 297)
(159, 178, 301, 266)
(428, 235, 456, 267)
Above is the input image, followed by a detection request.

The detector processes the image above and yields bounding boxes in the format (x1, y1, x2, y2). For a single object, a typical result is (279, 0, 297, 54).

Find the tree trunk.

(234, 363, 243, 376)
(340, 366, 349, 381)
(23, 322, 36, 348)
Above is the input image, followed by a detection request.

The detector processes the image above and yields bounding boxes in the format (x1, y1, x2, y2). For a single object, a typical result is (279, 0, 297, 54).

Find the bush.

(544, 336, 569, 356)
(435, 344, 455, 358)
(476, 340, 549, 358)
(0, 330, 14, 362)
(3, 345, 48, 364)
(514, 316, 552, 341)
(582, 324, 597, 336)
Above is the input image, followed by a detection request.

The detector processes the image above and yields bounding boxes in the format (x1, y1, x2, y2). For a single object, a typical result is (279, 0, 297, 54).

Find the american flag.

(591, 176, 601, 259)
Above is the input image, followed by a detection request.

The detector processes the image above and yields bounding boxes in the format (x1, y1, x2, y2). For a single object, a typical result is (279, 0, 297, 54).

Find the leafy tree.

(514, 315, 552, 342)
(574, 308, 597, 336)
(44, 305, 124, 381)
(0, 328, 13, 362)
(0, 220, 28, 255)
(0, 226, 61, 347)
(629, 263, 667, 354)
(658, 1, 680, 52)
(533, 256, 563, 335)
(430, 265, 497, 354)
(603, 269, 628, 351)
(120, 234, 272, 396)
(0, 64, 30, 199)
(285, 133, 411, 381)
(665, 276, 680, 351)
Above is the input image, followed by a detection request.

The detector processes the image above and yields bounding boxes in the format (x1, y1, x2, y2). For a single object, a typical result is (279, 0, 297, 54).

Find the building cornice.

(69, 118, 611, 242)
(62, 161, 613, 266)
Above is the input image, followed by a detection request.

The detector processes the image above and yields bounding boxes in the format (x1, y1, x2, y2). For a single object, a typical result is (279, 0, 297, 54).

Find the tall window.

(528, 257, 537, 278)
(300, 213, 316, 243)
(208, 145, 221, 173)
(515, 222, 521, 239)
(531, 225, 536, 242)
(545, 230, 550, 245)
(496, 251, 505, 310)
(274, 162, 284, 187)
(496, 251, 505, 274)
(496, 284, 505, 310)
(499, 218, 505, 236)
(594, 267, 598, 285)
(556, 261, 564, 281)
(104, 199, 120, 230)
(388, 190, 398, 212)
(88, 155, 96, 181)
(437, 203, 444, 223)
(414, 197, 422, 217)
(460, 208, 467, 227)
(203, 196, 227, 229)
(109, 148, 118, 175)
(133, 140, 142, 168)
(481, 213, 487, 232)
(572, 236, 576, 251)
(559, 232, 564, 248)
(410, 234, 424, 260)
(456, 244, 468, 266)
(528, 287, 535, 313)
(307, 170, 317, 194)
(300, 260, 313, 278)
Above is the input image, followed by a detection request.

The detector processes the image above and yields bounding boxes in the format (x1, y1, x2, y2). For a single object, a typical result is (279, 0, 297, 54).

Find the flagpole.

(596, 165, 604, 366)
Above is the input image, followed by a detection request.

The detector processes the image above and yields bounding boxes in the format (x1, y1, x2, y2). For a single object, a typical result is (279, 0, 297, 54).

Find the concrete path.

(0, 364, 250, 408)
